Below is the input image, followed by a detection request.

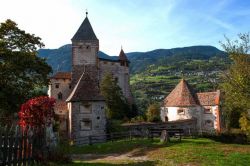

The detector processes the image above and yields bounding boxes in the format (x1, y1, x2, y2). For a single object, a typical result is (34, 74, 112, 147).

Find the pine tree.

(100, 73, 130, 120)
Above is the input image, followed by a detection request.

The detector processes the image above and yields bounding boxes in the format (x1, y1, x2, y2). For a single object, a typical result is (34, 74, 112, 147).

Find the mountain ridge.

(38, 44, 226, 74)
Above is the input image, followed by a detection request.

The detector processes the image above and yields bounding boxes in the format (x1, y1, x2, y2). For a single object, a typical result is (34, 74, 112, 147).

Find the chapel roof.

(66, 72, 104, 102)
(163, 79, 220, 107)
(163, 79, 199, 107)
(50, 72, 72, 79)
(72, 16, 98, 41)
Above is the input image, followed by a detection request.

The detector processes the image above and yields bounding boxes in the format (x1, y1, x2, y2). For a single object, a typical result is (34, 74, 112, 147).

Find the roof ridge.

(66, 72, 85, 102)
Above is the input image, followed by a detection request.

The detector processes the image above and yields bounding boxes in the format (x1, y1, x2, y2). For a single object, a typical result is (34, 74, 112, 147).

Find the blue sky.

(0, 0, 249, 55)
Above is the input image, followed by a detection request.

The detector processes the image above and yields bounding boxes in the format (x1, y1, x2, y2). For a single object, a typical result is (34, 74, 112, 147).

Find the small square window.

(55, 84, 59, 88)
(177, 109, 185, 115)
(120, 61, 125, 66)
(80, 119, 91, 130)
(58, 92, 63, 100)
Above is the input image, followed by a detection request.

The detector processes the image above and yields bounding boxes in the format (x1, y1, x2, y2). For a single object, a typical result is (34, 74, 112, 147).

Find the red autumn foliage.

(18, 96, 56, 128)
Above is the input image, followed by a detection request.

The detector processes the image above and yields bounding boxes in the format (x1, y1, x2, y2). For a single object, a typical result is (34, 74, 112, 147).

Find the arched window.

(58, 92, 63, 100)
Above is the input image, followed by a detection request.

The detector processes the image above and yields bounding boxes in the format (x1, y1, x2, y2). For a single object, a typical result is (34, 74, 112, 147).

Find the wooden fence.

(74, 129, 185, 145)
(0, 125, 45, 166)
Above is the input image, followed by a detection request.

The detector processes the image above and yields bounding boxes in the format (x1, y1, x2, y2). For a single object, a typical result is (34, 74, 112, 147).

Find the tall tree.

(0, 19, 52, 115)
(100, 73, 131, 120)
(220, 33, 250, 134)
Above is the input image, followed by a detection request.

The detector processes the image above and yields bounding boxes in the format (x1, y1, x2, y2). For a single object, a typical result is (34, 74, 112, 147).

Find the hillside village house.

(161, 79, 221, 132)
(48, 13, 132, 144)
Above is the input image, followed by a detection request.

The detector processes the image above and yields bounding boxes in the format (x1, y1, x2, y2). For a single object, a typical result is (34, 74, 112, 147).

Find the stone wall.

(123, 119, 197, 136)
(72, 40, 99, 66)
(70, 101, 106, 145)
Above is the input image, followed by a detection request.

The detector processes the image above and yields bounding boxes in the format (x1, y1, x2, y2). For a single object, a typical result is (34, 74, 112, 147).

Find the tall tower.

(71, 13, 99, 85)
(67, 13, 106, 144)
(118, 48, 132, 103)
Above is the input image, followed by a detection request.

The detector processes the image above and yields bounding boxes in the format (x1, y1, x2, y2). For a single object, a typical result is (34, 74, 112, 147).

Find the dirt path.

(71, 152, 149, 162)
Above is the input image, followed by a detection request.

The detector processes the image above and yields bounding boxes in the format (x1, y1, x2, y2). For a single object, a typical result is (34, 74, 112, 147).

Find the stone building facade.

(48, 14, 132, 144)
(160, 79, 221, 132)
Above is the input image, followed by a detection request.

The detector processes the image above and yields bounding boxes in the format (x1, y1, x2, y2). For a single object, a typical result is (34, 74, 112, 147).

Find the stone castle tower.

(48, 13, 132, 144)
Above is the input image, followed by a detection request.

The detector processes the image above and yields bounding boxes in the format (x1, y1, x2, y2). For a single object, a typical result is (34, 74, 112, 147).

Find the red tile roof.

(164, 79, 199, 107)
(197, 90, 220, 106)
(163, 79, 220, 107)
(51, 72, 71, 79)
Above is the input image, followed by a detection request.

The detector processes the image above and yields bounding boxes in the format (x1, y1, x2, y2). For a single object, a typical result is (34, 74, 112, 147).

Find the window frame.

(80, 119, 92, 130)
(177, 109, 185, 115)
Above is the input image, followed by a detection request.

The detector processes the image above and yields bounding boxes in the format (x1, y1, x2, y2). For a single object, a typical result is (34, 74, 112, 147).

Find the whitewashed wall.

(161, 105, 219, 132)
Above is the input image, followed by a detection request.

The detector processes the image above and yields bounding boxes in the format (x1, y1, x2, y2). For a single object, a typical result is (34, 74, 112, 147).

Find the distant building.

(161, 79, 221, 132)
(48, 13, 132, 144)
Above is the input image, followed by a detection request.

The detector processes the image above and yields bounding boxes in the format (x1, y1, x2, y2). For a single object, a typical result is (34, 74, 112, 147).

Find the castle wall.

(48, 78, 72, 101)
(99, 60, 131, 101)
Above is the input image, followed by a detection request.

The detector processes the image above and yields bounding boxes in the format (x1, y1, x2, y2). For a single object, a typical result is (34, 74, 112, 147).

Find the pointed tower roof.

(119, 48, 129, 61)
(72, 15, 98, 41)
(66, 72, 104, 102)
(163, 79, 198, 107)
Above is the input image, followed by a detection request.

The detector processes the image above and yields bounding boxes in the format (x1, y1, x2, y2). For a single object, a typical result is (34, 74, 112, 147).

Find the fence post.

(13, 132, 19, 166)
(8, 134, 14, 165)
(110, 133, 113, 142)
(0, 129, 2, 166)
(89, 136, 92, 145)
(2, 126, 8, 166)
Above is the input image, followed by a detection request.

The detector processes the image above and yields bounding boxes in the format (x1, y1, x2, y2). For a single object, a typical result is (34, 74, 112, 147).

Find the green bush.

(106, 120, 127, 133)
(130, 115, 146, 123)
(146, 103, 161, 122)
(202, 132, 248, 144)
(46, 139, 72, 164)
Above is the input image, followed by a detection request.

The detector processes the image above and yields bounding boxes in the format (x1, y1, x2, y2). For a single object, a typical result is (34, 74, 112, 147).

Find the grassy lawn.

(58, 138, 250, 166)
